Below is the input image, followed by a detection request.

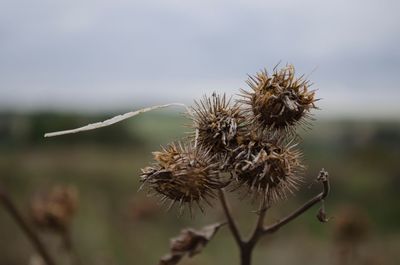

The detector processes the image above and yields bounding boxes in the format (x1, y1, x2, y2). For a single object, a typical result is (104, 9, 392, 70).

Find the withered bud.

(240, 64, 317, 131)
(30, 185, 79, 232)
(190, 93, 245, 155)
(159, 223, 224, 265)
(232, 130, 303, 202)
(140, 142, 224, 212)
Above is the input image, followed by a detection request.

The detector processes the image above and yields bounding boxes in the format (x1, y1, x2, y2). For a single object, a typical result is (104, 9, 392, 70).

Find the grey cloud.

(0, 0, 399, 116)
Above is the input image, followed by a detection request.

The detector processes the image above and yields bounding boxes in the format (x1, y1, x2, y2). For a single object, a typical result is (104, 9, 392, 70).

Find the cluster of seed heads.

(140, 64, 317, 212)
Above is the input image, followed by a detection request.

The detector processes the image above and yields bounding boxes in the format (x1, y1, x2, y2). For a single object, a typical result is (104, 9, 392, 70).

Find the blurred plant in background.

(333, 205, 370, 265)
(1, 185, 80, 265)
(31, 185, 78, 234)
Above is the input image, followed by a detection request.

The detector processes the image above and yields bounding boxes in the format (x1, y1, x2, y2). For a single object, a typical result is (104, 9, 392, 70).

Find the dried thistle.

(240, 64, 317, 131)
(140, 142, 224, 212)
(30, 185, 79, 232)
(43, 63, 330, 265)
(190, 93, 245, 154)
(231, 130, 304, 202)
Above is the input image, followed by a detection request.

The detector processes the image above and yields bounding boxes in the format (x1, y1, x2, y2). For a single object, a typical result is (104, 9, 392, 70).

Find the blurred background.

(1, 0, 400, 264)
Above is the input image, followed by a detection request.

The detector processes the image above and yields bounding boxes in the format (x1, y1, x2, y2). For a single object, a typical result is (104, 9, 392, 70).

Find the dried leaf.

(316, 206, 330, 223)
(159, 222, 225, 265)
(44, 103, 188, 137)
(159, 254, 181, 265)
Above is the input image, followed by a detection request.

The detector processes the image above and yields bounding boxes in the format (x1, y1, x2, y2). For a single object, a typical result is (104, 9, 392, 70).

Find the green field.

(1, 112, 400, 265)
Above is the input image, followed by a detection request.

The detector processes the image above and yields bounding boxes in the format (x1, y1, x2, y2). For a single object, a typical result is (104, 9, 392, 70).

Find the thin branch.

(0, 188, 56, 265)
(255, 197, 268, 230)
(246, 195, 268, 246)
(218, 189, 243, 246)
(262, 169, 330, 234)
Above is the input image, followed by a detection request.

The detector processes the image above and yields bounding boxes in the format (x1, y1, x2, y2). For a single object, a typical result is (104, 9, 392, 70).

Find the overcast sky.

(1, 0, 399, 118)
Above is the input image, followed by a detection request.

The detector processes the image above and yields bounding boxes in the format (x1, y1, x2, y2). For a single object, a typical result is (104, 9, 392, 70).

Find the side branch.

(262, 169, 330, 234)
(218, 189, 243, 246)
(0, 188, 56, 265)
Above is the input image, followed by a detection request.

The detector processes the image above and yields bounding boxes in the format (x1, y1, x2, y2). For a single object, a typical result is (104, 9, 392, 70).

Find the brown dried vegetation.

(140, 142, 224, 213)
(240, 65, 317, 131)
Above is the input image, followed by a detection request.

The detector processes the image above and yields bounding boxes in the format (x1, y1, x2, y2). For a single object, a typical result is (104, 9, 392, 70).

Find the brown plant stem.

(0, 188, 56, 265)
(247, 195, 268, 247)
(218, 169, 330, 265)
(218, 189, 243, 246)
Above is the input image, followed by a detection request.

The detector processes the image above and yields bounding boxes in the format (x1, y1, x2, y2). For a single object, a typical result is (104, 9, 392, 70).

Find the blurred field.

(1, 111, 400, 265)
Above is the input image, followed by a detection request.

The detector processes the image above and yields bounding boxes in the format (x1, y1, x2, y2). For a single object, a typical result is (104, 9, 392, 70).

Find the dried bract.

(232, 130, 303, 202)
(240, 65, 317, 131)
(140, 142, 223, 212)
(191, 93, 244, 154)
(159, 223, 224, 265)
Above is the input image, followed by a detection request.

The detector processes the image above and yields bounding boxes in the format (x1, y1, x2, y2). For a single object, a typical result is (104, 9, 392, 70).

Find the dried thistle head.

(30, 185, 79, 232)
(190, 93, 244, 154)
(240, 65, 317, 131)
(232, 130, 303, 202)
(140, 142, 223, 212)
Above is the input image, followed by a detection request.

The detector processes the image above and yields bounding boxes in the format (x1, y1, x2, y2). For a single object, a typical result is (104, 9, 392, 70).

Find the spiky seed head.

(240, 64, 317, 131)
(140, 142, 223, 212)
(232, 130, 303, 202)
(190, 93, 245, 155)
